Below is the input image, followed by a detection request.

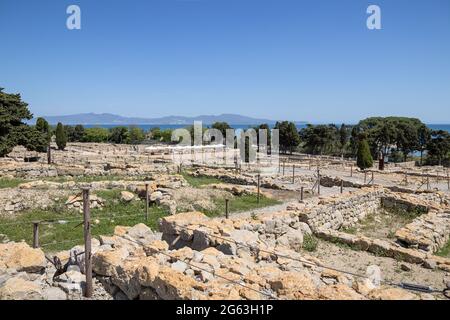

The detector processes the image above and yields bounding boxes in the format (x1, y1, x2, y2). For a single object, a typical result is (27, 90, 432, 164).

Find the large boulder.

(159, 211, 209, 235)
(0, 242, 46, 273)
(120, 191, 135, 202)
(0, 277, 43, 300)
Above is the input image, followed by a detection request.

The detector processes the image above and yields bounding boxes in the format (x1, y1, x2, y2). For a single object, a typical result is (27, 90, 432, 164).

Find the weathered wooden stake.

(225, 199, 229, 219)
(446, 170, 450, 190)
(371, 172, 374, 185)
(350, 165, 353, 177)
(82, 187, 93, 298)
(47, 143, 51, 164)
(427, 175, 430, 190)
(300, 186, 304, 201)
(32, 222, 39, 248)
(282, 161, 285, 176)
(257, 174, 261, 204)
(292, 164, 295, 184)
(145, 182, 149, 221)
(340, 180, 344, 194)
(317, 168, 321, 195)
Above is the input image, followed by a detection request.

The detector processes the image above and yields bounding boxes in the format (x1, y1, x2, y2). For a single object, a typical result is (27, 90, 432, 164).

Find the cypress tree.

(55, 122, 67, 150)
(357, 134, 373, 170)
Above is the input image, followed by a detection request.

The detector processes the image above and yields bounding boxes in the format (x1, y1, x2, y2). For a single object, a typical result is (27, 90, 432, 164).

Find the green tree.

(211, 122, 232, 138)
(274, 121, 300, 154)
(82, 128, 109, 143)
(427, 130, 450, 166)
(356, 134, 374, 170)
(128, 126, 145, 144)
(339, 124, 349, 156)
(299, 124, 339, 155)
(55, 122, 67, 150)
(73, 125, 85, 142)
(0, 88, 48, 156)
(417, 124, 431, 165)
(108, 126, 129, 144)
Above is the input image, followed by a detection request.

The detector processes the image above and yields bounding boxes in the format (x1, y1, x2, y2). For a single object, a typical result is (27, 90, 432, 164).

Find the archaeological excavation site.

(1, 143, 449, 301)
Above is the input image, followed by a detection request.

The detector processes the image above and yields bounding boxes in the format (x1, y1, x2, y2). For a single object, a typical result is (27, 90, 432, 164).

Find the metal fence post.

(82, 187, 93, 298)
(32, 222, 39, 248)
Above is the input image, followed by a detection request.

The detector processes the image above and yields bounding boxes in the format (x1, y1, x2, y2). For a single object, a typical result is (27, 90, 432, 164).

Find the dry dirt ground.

(309, 239, 449, 297)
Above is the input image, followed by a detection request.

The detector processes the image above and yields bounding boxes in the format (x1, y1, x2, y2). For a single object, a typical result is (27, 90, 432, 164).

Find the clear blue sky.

(1, 0, 450, 123)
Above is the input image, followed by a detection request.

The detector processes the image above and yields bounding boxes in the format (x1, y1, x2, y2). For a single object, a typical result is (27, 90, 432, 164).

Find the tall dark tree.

(55, 122, 67, 150)
(274, 121, 300, 154)
(356, 134, 374, 170)
(73, 125, 85, 142)
(108, 126, 129, 144)
(0, 88, 47, 156)
(417, 124, 431, 165)
(339, 124, 349, 156)
(427, 130, 450, 166)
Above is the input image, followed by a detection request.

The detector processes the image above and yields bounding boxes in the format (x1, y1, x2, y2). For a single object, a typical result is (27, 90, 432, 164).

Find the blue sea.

(85, 124, 450, 132)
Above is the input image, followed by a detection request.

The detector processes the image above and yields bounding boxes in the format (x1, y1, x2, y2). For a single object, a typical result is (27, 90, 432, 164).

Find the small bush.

(302, 234, 318, 252)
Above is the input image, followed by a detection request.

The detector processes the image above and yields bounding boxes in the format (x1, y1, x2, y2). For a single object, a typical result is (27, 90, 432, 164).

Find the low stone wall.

(395, 211, 450, 253)
(296, 188, 386, 231)
(316, 228, 450, 272)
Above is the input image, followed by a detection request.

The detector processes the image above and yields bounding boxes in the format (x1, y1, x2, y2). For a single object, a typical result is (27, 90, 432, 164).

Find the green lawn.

(201, 194, 281, 218)
(181, 173, 223, 187)
(0, 189, 168, 252)
(0, 177, 28, 189)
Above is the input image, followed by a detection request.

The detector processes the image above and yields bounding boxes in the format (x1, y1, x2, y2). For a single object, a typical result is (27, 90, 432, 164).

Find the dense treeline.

(1, 88, 449, 166)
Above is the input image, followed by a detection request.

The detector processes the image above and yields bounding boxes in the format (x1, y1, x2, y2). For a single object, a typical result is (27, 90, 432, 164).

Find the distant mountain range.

(29, 113, 306, 126)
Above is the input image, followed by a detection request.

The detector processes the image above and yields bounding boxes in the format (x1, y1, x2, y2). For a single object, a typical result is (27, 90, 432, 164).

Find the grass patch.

(181, 173, 223, 187)
(302, 234, 318, 252)
(199, 194, 281, 218)
(0, 177, 28, 189)
(0, 189, 168, 252)
(436, 239, 450, 258)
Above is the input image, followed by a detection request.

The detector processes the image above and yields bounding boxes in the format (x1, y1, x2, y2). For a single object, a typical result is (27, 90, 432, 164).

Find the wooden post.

(317, 168, 321, 195)
(292, 164, 295, 184)
(427, 175, 430, 190)
(257, 174, 261, 204)
(282, 160, 285, 176)
(447, 169, 450, 190)
(32, 222, 39, 248)
(47, 143, 51, 164)
(300, 186, 304, 201)
(372, 172, 374, 185)
(340, 180, 344, 194)
(364, 171, 367, 184)
(350, 165, 353, 177)
(145, 182, 149, 221)
(309, 160, 312, 171)
(405, 172, 408, 185)
(82, 187, 93, 298)
(225, 199, 229, 219)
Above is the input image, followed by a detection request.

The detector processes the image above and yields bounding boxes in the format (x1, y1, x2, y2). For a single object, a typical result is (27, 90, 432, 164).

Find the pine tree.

(55, 122, 67, 150)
